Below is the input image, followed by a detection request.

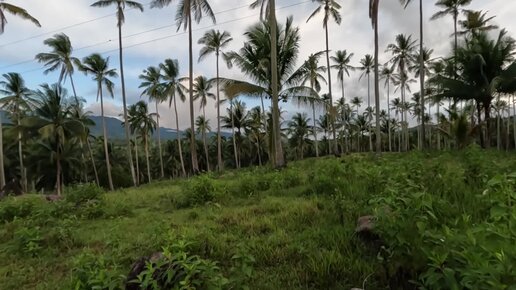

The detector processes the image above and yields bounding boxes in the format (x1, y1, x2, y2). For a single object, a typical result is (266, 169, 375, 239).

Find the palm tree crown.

(0, 1, 40, 33)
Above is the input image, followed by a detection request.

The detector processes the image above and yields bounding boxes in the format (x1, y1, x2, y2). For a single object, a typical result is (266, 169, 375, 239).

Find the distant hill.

(88, 116, 232, 140)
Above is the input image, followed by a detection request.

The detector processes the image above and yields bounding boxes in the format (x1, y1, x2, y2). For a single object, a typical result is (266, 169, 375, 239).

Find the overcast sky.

(0, 0, 514, 129)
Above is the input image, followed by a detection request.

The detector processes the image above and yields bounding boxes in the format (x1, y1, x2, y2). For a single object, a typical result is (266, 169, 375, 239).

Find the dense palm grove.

(0, 0, 515, 194)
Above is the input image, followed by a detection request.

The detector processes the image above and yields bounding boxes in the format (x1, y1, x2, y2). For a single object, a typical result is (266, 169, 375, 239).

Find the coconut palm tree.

(331, 50, 354, 153)
(198, 29, 232, 171)
(359, 54, 375, 151)
(250, 0, 284, 167)
(91, 0, 143, 187)
(160, 59, 187, 177)
(191, 75, 215, 171)
(26, 84, 84, 195)
(35, 33, 81, 103)
(458, 10, 499, 36)
(431, 0, 472, 75)
(195, 115, 211, 171)
(78, 53, 118, 190)
(290, 52, 327, 157)
(381, 66, 396, 151)
(151, 0, 216, 174)
(139, 65, 166, 179)
(399, 0, 427, 149)
(288, 113, 311, 160)
(307, 0, 342, 155)
(127, 101, 156, 183)
(0, 1, 40, 33)
(0, 73, 34, 191)
(369, 0, 381, 153)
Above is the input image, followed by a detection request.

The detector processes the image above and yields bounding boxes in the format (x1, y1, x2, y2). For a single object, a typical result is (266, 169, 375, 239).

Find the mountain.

(88, 116, 232, 140)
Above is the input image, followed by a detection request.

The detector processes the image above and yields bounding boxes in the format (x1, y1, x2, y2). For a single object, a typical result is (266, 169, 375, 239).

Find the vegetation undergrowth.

(0, 148, 515, 289)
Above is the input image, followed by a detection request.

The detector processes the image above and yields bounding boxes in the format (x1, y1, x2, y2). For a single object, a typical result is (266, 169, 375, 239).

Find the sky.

(1, 0, 515, 130)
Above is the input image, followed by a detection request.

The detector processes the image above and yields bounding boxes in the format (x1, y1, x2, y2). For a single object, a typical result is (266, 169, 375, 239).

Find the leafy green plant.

(184, 175, 217, 206)
(72, 251, 124, 290)
(12, 225, 43, 257)
(65, 183, 104, 205)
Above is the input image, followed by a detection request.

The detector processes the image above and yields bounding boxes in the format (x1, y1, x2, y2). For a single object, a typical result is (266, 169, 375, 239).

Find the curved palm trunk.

(99, 86, 114, 191)
(144, 134, 151, 183)
(325, 24, 337, 155)
(187, 12, 199, 174)
(419, 0, 426, 150)
(173, 96, 186, 177)
(155, 102, 164, 178)
(202, 107, 210, 171)
(0, 113, 5, 189)
(215, 52, 223, 171)
(270, 0, 285, 167)
(118, 22, 137, 187)
(70, 75, 79, 105)
(86, 138, 100, 187)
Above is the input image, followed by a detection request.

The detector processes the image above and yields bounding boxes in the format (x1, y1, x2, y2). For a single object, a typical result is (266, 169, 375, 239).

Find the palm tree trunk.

(16, 113, 26, 192)
(203, 107, 210, 171)
(270, 0, 285, 167)
(387, 82, 392, 152)
(87, 138, 100, 187)
(325, 24, 337, 155)
(373, 17, 381, 154)
(497, 108, 501, 150)
(79, 140, 88, 183)
(215, 51, 223, 171)
(134, 137, 140, 184)
(56, 140, 62, 196)
(230, 100, 239, 169)
(367, 73, 372, 152)
(0, 113, 5, 190)
(118, 23, 137, 187)
(311, 80, 319, 157)
(99, 87, 114, 191)
(70, 75, 79, 105)
(437, 103, 441, 150)
(173, 96, 186, 177)
(155, 102, 164, 178)
(144, 134, 151, 183)
(454, 13, 458, 77)
(513, 94, 516, 149)
(188, 12, 199, 174)
(341, 76, 348, 153)
(419, 0, 426, 150)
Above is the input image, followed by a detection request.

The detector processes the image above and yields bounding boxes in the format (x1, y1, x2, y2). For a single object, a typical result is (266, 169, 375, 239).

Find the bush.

(65, 183, 104, 205)
(12, 225, 44, 257)
(72, 251, 124, 290)
(184, 175, 217, 206)
(0, 196, 47, 223)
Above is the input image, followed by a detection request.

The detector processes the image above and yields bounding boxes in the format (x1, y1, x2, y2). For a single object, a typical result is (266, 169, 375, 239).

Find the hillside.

(0, 149, 515, 289)
(88, 116, 232, 140)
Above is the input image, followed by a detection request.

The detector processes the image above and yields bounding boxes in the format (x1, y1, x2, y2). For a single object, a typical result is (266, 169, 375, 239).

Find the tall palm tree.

(431, 0, 472, 75)
(127, 101, 156, 183)
(139, 65, 166, 179)
(198, 29, 232, 171)
(160, 59, 187, 177)
(91, 0, 143, 187)
(151, 0, 216, 174)
(381, 66, 395, 152)
(35, 33, 81, 102)
(288, 113, 311, 160)
(290, 52, 327, 157)
(0, 73, 34, 191)
(307, 0, 342, 155)
(351, 96, 362, 151)
(387, 34, 417, 151)
(369, 0, 381, 153)
(331, 50, 354, 153)
(195, 115, 211, 171)
(359, 54, 375, 151)
(250, 0, 285, 167)
(78, 53, 118, 190)
(0, 1, 40, 33)
(191, 75, 215, 171)
(399, 0, 426, 149)
(458, 10, 499, 36)
(27, 84, 84, 195)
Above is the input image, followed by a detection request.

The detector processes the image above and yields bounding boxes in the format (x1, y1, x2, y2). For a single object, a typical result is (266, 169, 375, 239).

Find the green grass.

(1, 147, 515, 290)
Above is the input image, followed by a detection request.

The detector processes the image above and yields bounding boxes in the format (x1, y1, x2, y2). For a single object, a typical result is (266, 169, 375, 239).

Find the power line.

(17, 0, 311, 75)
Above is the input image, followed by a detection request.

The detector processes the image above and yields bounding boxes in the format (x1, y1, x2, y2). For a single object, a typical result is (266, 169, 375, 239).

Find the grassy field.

(1, 147, 515, 290)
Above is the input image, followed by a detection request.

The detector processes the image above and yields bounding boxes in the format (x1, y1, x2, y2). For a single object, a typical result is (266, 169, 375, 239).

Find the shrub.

(0, 196, 46, 223)
(12, 225, 44, 257)
(65, 183, 104, 205)
(184, 175, 216, 206)
(72, 251, 124, 290)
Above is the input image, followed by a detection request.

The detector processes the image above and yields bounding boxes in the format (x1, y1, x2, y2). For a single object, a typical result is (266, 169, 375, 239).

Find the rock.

(45, 195, 63, 202)
(125, 252, 165, 290)
(355, 215, 375, 233)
